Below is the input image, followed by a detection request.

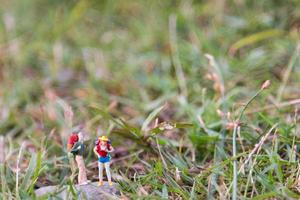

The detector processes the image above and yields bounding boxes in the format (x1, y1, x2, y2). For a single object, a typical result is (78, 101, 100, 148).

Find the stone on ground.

(35, 181, 120, 200)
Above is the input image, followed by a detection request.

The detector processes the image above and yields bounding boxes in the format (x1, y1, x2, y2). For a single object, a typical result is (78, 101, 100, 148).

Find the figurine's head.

(99, 135, 109, 146)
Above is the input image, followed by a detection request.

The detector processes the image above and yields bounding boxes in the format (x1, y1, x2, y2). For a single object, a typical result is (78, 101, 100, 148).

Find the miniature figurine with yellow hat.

(94, 135, 114, 186)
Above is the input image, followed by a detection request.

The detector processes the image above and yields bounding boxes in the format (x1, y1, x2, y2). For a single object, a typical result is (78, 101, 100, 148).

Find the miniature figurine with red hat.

(94, 135, 114, 186)
(67, 129, 89, 185)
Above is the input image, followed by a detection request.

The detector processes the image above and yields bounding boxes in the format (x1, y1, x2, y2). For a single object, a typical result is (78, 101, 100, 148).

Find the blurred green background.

(1, 0, 300, 199)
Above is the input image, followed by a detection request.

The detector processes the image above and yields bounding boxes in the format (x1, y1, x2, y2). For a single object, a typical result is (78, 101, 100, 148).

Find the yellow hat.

(99, 135, 109, 141)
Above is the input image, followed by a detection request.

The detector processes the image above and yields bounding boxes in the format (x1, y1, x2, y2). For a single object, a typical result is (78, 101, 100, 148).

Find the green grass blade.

(20, 153, 37, 191)
(230, 29, 284, 53)
(252, 191, 277, 200)
(28, 151, 42, 194)
(141, 105, 164, 132)
(161, 184, 168, 199)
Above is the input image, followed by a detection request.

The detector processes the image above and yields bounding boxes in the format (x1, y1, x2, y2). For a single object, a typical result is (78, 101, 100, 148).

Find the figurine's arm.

(107, 146, 114, 153)
(93, 146, 99, 157)
(67, 144, 72, 151)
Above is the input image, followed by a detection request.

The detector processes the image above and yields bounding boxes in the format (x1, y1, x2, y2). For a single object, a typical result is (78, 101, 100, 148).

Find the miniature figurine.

(94, 135, 114, 186)
(67, 129, 89, 185)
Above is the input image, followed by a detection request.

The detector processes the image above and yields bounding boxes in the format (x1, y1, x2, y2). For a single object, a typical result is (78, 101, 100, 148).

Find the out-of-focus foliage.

(1, 0, 300, 199)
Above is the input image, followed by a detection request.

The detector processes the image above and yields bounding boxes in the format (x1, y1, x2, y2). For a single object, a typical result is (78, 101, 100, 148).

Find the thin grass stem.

(232, 88, 266, 200)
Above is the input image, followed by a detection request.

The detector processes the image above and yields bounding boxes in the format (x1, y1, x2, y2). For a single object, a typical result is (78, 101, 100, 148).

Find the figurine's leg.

(104, 162, 112, 186)
(98, 162, 104, 186)
(75, 155, 88, 185)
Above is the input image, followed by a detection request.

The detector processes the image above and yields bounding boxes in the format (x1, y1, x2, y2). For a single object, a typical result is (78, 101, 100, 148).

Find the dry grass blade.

(239, 124, 278, 174)
(204, 53, 225, 98)
(245, 99, 300, 114)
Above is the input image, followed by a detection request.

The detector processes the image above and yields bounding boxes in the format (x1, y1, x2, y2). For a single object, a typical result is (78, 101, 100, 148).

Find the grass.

(1, 0, 300, 199)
